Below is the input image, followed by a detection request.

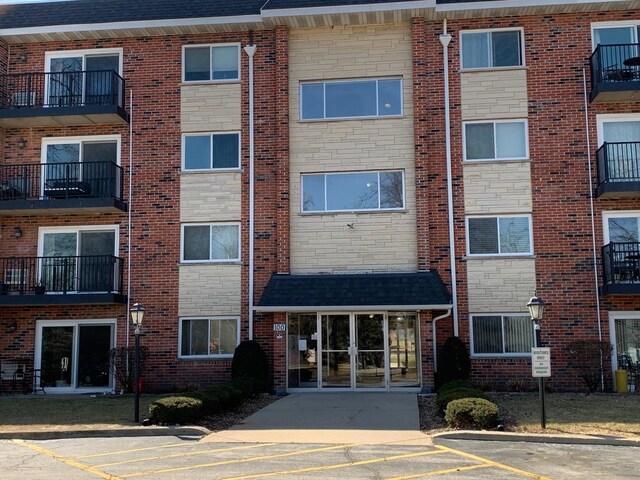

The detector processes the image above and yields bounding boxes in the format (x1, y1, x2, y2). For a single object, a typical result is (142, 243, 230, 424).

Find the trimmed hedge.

(444, 398, 499, 430)
(436, 379, 474, 395)
(435, 387, 486, 412)
(149, 396, 203, 424)
(231, 340, 269, 391)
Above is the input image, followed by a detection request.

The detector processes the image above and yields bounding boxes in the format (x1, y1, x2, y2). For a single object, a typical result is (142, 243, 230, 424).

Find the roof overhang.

(255, 304, 453, 312)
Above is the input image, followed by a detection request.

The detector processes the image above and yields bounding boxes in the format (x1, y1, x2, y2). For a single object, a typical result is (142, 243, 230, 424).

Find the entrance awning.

(255, 272, 452, 312)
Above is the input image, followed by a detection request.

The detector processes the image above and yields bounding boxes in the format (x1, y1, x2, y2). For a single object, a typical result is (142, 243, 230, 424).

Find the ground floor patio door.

(34, 320, 115, 393)
(287, 312, 419, 391)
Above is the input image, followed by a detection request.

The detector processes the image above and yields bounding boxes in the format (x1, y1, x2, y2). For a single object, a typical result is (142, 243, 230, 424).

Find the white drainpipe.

(439, 20, 459, 336)
(244, 44, 257, 340)
(126, 89, 133, 349)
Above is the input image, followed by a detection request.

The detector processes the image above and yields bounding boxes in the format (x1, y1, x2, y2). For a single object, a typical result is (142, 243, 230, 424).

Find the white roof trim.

(436, 0, 631, 12)
(254, 304, 453, 312)
(0, 14, 263, 37)
(260, 1, 434, 17)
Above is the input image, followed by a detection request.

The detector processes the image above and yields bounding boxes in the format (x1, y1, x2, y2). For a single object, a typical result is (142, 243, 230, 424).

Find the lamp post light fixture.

(130, 302, 145, 423)
(527, 293, 546, 429)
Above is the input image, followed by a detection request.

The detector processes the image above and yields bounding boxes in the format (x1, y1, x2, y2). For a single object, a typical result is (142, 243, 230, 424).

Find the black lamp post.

(527, 293, 546, 428)
(130, 302, 145, 423)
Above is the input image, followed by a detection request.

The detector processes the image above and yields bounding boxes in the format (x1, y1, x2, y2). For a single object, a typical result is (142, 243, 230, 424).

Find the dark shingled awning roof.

(255, 272, 451, 312)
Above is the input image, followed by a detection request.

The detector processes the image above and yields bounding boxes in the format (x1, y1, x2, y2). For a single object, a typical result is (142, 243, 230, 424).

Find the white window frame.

(470, 313, 533, 358)
(182, 43, 241, 83)
(300, 170, 406, 214)
(37, 225, 119, 258)
(596, 114, 640, 146)
(178, 316, 241, 359)
(459, 28, 525, 71)
(45, 48, 124, 75)
(180, 222, 241, 263)
(299, 77, 404, 121)
(463, 119, 529, 162)
(602, 210, 640, 244)
(591, 21, 640, 50)
(181, 132, 241, 172)
(466, 214, 533, 257)
(41, 135, 121, 165)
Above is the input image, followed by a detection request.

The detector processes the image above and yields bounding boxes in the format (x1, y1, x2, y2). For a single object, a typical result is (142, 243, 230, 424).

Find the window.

(183, 44, 240, 82)
(182, 224, 240, 262)
(593, 25, 639, 48)
(603, 212, 640, 244)
(302, 171, 405, 213)
(180, 317, 240, 358)
(464, 120, 528, 161)
(471, 315, 533, 355)
(300, 78, 402, 120)
(467, 216, 532, 256)
(597, 116, 640, 181)
(461, 30, 523, 69)
(183, 133, 240, 171)
(592, 24, 640, 73)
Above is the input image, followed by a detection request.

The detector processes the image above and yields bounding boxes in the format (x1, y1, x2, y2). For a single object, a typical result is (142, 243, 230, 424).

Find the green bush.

(231, 340, 269, 391)
(229, 376, 262, 397)
(186, 390, 221, 416)
(444, 398, 499, 430)
(435, 388, 486, 412)
(149, 396, 203, 424)
(436, 379, 474, 394)
(437, 336, 471, 387)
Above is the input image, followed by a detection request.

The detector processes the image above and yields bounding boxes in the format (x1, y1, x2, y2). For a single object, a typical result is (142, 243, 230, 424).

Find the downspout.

(432, 308, 452, 373)
(244, 43, 257, 340)
(440, 19, 459, 336)
(126, 89, 133, 349)
(582, 69, 604, 391)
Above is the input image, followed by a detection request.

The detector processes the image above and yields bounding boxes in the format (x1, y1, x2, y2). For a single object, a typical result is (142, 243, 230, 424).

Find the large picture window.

(302, 171, 405, 213)
(461, 29, 523, 69)
(467, 215, 532, 256)
(183, 44, 240, 82)
(464, 120, 528, 161)
(300, 78, 402, 120)
(180, 317, 239, 358)
(471, 315, 533, 355)
(183, 133, 240, 171)
(182, 223, 240, 262)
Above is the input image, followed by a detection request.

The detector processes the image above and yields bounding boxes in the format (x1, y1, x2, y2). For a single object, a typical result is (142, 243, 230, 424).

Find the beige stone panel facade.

(180, 172, 241, 222)
(179, 264, 241, 316)
(289, 24, 416, 273)
(461, 69, 528, 120)
(181, 83, 241, 132)
(463, 162, 532, 214)
(466, 258, 536, 312)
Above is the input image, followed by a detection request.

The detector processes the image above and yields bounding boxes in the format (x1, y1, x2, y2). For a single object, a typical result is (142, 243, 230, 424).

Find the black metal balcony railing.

(591, 43, 640, 85)
(0, 70, 125, 110)
(602, 242, 640, 288)
(0, 161, 124, 202)
(0, 255, 123, 295)
(597, 142, 640, 185)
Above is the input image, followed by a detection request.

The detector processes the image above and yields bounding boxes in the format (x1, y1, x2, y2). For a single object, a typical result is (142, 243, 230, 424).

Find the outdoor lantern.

(527, 294, 545, 322)
(130, 303, 145, 329)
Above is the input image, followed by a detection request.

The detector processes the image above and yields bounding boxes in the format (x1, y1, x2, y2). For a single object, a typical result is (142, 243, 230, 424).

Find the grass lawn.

(489, 393, 640, 439)
(0, 394, 166, 432)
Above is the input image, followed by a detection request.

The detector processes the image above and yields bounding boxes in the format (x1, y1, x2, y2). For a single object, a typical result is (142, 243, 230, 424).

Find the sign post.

(531, 347, 551, 429)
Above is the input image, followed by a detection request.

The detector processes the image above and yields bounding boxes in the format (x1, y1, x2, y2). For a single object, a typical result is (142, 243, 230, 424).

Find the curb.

(432, 430, 640, 447)
(0, 425, 210, 440)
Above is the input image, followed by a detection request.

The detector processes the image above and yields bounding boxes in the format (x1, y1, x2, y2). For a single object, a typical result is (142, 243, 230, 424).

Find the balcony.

(590, 44, 640, 103)
(0, 161, 126, 215)
(602, 242, 640, 295)
(0, 70, 128, 127)
(0, 255, 125, 305)
(595, 142, 640, 198)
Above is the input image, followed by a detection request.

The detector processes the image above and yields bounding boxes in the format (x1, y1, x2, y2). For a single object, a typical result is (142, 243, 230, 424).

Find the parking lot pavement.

(2, 435, 560, 480)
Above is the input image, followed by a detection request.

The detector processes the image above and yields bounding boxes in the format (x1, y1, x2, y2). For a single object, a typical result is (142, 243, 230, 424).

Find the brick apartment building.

(0, 0, 638, 394)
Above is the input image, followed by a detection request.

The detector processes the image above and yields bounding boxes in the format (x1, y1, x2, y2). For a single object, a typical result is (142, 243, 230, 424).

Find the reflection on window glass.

(499, 217, 530, 253)
(211, 225, 239, 260)
(301, 78, 402, 120)
(608, 217, 640, 243)
(182, 224, 240, 261)
(302, 171, 404, 212)
(472, 315, 532, 355)
(465, 121, 527, 160)
(184, 45, 239, 81)
(468, 216, 531, 255)
(181, 318, 238, 357)
(184, 134, 239, 170)
(462, 30, 522, 69)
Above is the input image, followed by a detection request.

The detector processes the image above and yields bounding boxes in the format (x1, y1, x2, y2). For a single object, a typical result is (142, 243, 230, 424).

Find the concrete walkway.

(204, 392, 432, 445)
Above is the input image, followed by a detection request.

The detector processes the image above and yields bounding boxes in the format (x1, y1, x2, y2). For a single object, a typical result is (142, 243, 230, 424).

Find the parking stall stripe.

(435, 445, 553, 480)
(386, 463, 493, 479)
(119, 443, 357, 478)
(12, 439, 121, 480)
(94, 443, 276, 468)
(75, 442, 193, 460)
(219, 449, 447, 480)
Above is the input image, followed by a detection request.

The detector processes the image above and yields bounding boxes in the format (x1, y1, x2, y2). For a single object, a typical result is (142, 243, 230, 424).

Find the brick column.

(275, 25, 290, 274)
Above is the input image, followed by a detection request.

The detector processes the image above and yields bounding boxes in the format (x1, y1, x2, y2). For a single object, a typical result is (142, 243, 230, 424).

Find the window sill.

(463, 158, 530, 165)
(180, 168, 242, 174)
(298, 115, 405, 123)
(463, 255, 535, 261)
(178, 355, 234, 361)
(460, 66, 528, 74)
(180, 80, 241, 86)
(471, 354, 532, 359)
(300, 209, 408, 216)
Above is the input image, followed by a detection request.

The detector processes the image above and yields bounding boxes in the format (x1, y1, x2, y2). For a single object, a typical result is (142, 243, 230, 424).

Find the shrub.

(231, 340, 269, 391)
(229, 376, 262, 397)
(149, 396, 203, 424)
(436, 388, 486, 412)
(436, 379, 474, 394)
(108, 346, 150, 393)
(445, 398, 500, 430)
(567, 340, 614, 392)
(437, 336, 471, 387)
(186, 391, 221, 416)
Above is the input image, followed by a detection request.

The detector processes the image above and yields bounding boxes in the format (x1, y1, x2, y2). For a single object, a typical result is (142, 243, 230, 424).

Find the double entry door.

(288, 312, 419, 390)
